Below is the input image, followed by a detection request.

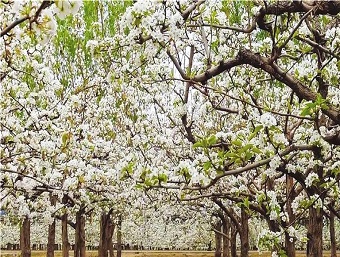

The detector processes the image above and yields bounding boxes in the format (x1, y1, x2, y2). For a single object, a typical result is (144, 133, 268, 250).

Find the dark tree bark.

(109, 237, 115, 257)
(62, 213, 70, 257)
(284, 231, 296, 257)
(307, 206, 323, 257)
(222, 216, 230, 257)
(20, 216, 31, 257)
(99, 212, 109, 257)
(330, 211, 337, 257)
(47, 219, 56, 257)
(47, 195, 57, 257)
(240, 207, 249, 257)
(212, 199, 241, 257)
(307, 150, 324, 257)
(108, 217, 115, 257)
(116, 214, 122, 257)
(214, 221, 222, 257)
(230, 224, 237, 257)
(98, 211, 115, 257)
(74, 210, 86, 257)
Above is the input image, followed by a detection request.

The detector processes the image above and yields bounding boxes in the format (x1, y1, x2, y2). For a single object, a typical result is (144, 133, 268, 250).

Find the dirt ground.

(0, 250, 338, 257)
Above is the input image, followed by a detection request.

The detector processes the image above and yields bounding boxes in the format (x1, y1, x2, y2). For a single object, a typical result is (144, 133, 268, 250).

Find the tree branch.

(296, 35, 340, 60)
(1, 168, 61, 190)
(1, 16, 29, 37)
(1, 1, 54, 37)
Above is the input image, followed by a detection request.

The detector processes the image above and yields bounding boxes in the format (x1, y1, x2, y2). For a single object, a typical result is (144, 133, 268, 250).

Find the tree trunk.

(230, 224, 237, 257)
(99, 212, 115, 257)
(240, 207, 249, 257)
(47, 220, 56, 257)
(62, 213, 70, 257)
(20, 216, 31, 257)
(74, 210, 86, 257)
(109, 240, 114, 257)
(108, 217, 115, 257)
(307, 206, 323, 257)
(47, 195, 57, 257)
(99, 213, 109, 257)
(284, 231, 296, 257)
(222, 217, 230, 257)
(330, 211, 337, 257)
(214, 221, 222, 257)
(117, 214, 122, 257)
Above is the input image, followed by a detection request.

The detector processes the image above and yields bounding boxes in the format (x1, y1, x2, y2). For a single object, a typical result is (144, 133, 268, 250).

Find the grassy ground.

(0, 250, 339, 257)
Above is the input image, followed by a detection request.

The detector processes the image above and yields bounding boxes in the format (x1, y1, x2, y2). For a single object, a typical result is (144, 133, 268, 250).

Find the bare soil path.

(0, 250, 338, 257)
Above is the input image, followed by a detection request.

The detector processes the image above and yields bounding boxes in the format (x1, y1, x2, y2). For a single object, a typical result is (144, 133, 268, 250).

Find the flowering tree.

(1, 1, 340, 257)
(1, 1, 134, 257)
(90, 1, 340, 257)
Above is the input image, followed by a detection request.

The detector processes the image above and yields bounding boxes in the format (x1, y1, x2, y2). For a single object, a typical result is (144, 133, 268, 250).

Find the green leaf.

(78, 175, 85, 184)
(300, 108, 310, 117)
(208, 135, 217, 145)
(203, 161, 212, 171)
(144, 179, 152, 187)
(252, 147, 262, 154)
(193, 141, 205, 148)
(121, 161, 135, 178)
(3, 136, 14, 144)
(244, 152, 253, 162)
(61, 132, 70, 145)
(301, 94, 329, 116)
(244, 197, 250, 209)
(158, 173, 168, 183)
(232, 139, 242, 147)
(225, 152, 239, 158)
(139, 168, 150, 180)
(248, 125, 263, 140)
(331, 168, 340, 176)
(242, 144, 253, 152)
(300, 102, 315, 116)
(279, 250, 288, 257)
(135, 184, 144, 190)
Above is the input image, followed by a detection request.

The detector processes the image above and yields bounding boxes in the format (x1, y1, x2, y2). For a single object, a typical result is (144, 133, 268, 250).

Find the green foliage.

(177, 167, 192, 181)
(225, 140, 262, 164)
(55, 16, 78, 59)
(331, 168, 340, 176)
(138, 167, 168, 186)
(300, 94, 329, 117)
(256, 192, 266, 204)
(278, 250, 288, 257)
(221, 0, 243, 24)
(248, 125, 263, 141)
(203, 161, 212, 172)
(258, 233, 285, 254)
(83, 1, 100, 40)
(193, 135, 217, 148)
(121, 161, 135, 179)
(256, 30, 270, 41)
(299, 198, 314, 209)
(158, 173, 168, 183)
(107, 1, 134, 35)
(238, 197, 250, 210)
(194, 130, 262, 173)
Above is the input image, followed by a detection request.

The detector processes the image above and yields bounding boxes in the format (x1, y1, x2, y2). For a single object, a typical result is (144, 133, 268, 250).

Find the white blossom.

(305, 172, 319, 187)
(259, 113, 277, 127)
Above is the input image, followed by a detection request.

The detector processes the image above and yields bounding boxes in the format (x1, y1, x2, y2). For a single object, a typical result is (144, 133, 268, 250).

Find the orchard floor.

(0, 251, 338, 257)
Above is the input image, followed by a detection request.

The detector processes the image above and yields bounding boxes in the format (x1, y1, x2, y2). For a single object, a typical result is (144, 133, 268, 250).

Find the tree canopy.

(1, 1, 340, 257)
